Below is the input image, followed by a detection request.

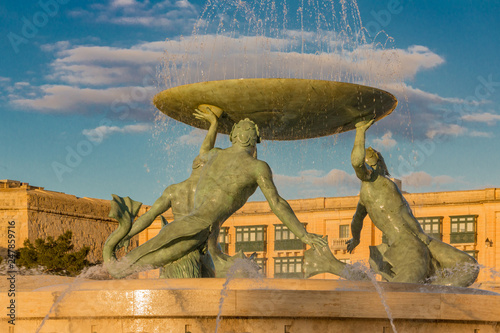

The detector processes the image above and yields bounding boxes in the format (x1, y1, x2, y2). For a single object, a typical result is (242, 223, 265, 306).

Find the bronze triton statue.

(346, 119, 479, 287)
(108, 107, 260, 278)
(109, 106, 223, 278)
(103, 117, 327, 279)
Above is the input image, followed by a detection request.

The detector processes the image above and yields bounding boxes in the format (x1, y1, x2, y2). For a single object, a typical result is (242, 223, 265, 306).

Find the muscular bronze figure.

(104, 118, 327, 278)
(347, 120, 479, 286)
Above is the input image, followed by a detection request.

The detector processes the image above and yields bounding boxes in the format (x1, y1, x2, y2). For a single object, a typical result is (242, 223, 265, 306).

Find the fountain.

(2, 1, 499, 332)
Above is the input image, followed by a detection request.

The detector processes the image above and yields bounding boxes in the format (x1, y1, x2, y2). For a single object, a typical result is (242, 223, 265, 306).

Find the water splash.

(34, 270, 94, 332)
(425, 260, 480, 287)
(35, 277, 81, 333)
(354, 262, 398, 333)
(158, 0, 398, 89)
(473, 264, 500, 293)
(33, 263, 123, 333)
(151, 0, 412, 201)
(214, 258, 263, 333)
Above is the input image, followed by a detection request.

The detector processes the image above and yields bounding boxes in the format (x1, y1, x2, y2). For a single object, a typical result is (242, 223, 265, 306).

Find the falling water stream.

(35, 277, 82, 333)
(362, 265, 398, 333)
(153, 0, 411, 201)
(33, 264, 115, 333)
(214, 258, 263, 333)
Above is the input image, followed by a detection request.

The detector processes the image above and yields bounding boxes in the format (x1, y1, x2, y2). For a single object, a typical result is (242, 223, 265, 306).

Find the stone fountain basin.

(154, 78, 398, 140)
(2, 278, 499, 333)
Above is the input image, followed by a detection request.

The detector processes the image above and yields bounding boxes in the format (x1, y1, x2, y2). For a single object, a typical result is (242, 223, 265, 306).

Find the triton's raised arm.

(351, 119, 374, 181)
(194, 106, 220, 155)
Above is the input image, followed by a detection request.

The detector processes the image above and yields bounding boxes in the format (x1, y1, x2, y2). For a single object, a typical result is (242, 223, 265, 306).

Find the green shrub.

(17, 231, 90, 276)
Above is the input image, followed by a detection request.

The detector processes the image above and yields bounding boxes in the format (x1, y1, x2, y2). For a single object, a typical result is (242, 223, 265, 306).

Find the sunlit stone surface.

(1, 278, 498, 332)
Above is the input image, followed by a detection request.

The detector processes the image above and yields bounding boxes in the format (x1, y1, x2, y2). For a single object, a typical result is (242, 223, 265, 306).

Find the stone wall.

(0, 180, 143, 263)
(0, 185, 28, 257)
(25, 189, 118, 263)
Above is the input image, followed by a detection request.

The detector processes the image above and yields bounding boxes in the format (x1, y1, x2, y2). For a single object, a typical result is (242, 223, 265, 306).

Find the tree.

(17, 231, 90, 276)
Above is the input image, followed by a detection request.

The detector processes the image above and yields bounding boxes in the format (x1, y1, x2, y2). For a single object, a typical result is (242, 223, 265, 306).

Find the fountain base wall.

(1, 279, 499, 333)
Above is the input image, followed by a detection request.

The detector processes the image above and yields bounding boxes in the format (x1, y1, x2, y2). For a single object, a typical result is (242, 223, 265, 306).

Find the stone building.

(0, 179, 141, 263)
(1, 179, 499, 290)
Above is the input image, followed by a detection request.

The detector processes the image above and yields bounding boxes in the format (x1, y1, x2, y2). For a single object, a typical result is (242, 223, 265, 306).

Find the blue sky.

(1, 0, 499, 205)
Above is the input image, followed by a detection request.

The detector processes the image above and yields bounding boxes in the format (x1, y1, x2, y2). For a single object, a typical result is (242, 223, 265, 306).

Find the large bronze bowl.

(154, 78, 397, 140)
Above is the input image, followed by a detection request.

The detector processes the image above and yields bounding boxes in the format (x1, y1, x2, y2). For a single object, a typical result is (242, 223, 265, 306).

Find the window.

(339, 224, 350, 239)
(417, 216, 442, 240)
(274, 224, 305, 251)
(274, 256, 303, 278)
(235, 225, 267, 252)
(218, 227, 229, 253)
(254, 257, 267, 275)
(339, 258, 351, 264)
(450, 215, 477, 244)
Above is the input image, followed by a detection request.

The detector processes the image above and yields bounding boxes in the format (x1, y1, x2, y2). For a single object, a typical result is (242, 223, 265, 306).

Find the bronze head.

(230, 118, 261, 147)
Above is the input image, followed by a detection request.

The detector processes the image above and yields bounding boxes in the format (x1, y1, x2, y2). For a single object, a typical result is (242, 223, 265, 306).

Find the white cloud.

(469, 130, 494, 138)
(55, 44, 164, 64)
(0, 77, 12, 101)
(426, 124, 493, 139)
(40, 41, 71, 52)
(398, 45, 445, 74)
(316, 169, 360, 188)
(11, 84, 156, 118)
(0, 77, 12, 100)
(346, 44, 444, 82)
(176, 128, 208, 146)
(111, 0, 137, 7)
(402, 171, 457, 189)
(49, 63, 155, 86)
(69, 0, 199, 29)
(462, 112, 500, 125)
(14, 82, 30, 88)
(372, 131, 397, 150)
(426, 124, 467, 139)
(370, 81, 494, 142)
(402, 171, 432, 187)
(175, 0, 195, 9)
(157, 36, 446, 88)
(83, 123, 151, 143)
(274, 169, 324, 185)
(274, 169, 360, 197)
(385, 83, 476, 106)
(43, 42, 164, 87)
(9, 40, 165, 115)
